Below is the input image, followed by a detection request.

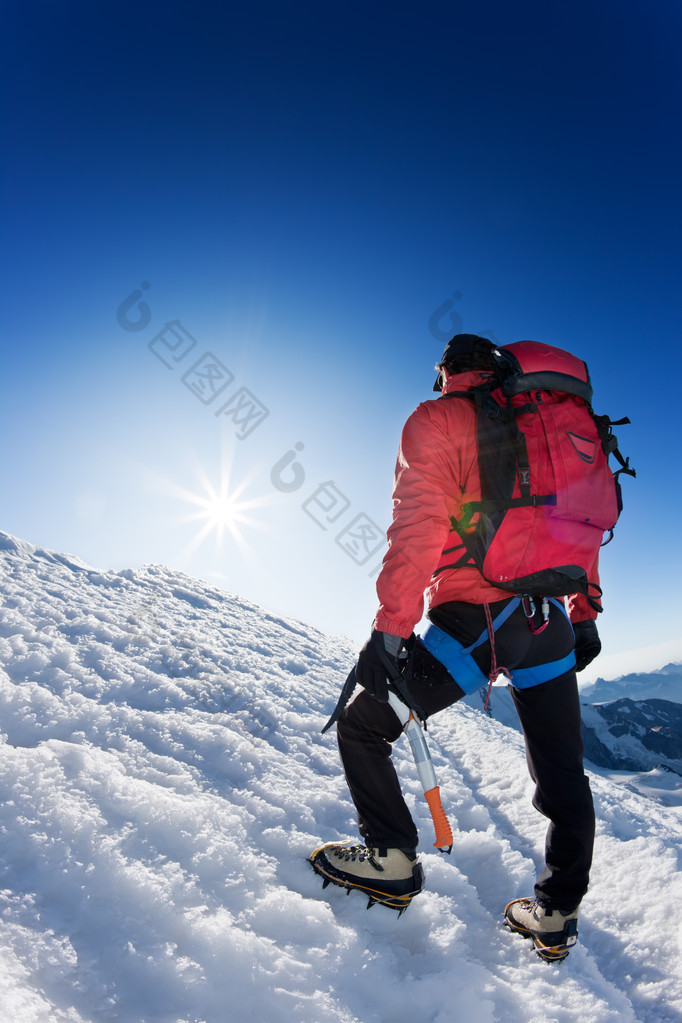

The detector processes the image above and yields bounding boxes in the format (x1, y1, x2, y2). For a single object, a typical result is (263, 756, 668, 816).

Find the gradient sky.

(2, 1, 681, 679)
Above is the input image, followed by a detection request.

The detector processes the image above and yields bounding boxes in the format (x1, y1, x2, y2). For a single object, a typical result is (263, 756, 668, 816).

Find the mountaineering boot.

(309, 841, 424, 913)
(504, 897, 579, 962)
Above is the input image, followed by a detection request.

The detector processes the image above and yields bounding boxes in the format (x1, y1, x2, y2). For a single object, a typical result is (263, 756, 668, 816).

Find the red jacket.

(374, 370, 600, 637)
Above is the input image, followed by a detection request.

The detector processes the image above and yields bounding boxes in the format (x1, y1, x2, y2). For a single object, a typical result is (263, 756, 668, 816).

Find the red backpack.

(445, 341, 635, 611)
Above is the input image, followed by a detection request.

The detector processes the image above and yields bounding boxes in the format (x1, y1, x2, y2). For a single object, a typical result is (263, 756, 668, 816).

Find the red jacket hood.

(439, 369, 495, 395)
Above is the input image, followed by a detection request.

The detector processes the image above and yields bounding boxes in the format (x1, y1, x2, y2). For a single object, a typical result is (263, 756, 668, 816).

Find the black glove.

(355, 630, 408, 702)
(573, 619, 601, 672)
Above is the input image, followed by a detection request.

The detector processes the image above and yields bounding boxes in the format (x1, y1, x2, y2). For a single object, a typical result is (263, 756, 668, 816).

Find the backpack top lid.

(494, 340, 593, 403)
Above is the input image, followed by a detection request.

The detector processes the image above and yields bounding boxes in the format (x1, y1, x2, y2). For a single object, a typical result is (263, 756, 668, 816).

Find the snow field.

(0, 532, 681, 1022)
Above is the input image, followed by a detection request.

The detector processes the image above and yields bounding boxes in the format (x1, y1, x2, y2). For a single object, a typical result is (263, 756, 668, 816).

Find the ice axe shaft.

(387, 690, 453, 853)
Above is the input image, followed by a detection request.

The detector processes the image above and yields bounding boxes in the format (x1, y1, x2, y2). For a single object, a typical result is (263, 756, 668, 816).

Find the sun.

(147, 449, 277, 563)
(185, 471, 248, 543)
(179, 459, 276, 561)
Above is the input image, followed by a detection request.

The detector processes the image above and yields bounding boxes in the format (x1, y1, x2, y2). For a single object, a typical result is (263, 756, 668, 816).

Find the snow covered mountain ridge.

(469, 682, 682, 800)
(581, 663, 682, 706)
(0, 531, 681, 1022)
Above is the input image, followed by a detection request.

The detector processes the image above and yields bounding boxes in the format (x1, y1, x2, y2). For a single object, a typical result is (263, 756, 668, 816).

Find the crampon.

(308, 841, 424, 916)
(504, 898, 579, 963)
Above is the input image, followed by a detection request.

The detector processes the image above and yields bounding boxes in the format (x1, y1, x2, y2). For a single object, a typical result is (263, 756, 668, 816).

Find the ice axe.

(386, 686, 453, 854)
(322, 661, 454, 854)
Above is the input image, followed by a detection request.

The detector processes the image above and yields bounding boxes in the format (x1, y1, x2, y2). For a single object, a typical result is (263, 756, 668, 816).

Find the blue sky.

(2, 0, 681, 677)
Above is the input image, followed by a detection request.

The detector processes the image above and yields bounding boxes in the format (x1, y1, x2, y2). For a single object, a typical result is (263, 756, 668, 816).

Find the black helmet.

(433, 334, 495, 391)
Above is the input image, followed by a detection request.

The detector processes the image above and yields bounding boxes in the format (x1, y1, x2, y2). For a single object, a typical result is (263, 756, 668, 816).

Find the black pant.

(337, 599, 595, 910)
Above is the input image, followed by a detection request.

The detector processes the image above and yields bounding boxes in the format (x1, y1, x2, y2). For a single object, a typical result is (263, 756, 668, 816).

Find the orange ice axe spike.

(387, 690, 454, 853)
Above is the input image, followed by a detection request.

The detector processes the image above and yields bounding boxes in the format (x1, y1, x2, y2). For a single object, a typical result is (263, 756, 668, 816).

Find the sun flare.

(148, 451, 277, 564)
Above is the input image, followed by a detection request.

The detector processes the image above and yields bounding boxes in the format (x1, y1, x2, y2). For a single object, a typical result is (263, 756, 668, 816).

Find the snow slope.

(1, 531, 681, 1023)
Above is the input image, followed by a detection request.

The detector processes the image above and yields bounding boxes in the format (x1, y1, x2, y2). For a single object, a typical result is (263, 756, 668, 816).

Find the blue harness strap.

(508, 650, 576, 689)
(420, 623, 489, 695)
(466, 597, 520, 652)
(420, 598, 576, 694)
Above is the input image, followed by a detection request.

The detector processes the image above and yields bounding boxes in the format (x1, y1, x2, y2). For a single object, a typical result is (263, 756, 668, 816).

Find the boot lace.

(332, 844, 382, 869)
